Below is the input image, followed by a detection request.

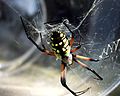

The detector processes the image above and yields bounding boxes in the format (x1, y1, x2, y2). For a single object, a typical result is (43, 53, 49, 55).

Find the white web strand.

(72, 0, 104, 31)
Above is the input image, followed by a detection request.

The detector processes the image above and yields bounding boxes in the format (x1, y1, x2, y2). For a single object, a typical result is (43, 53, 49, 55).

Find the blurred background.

(0, 0, 120, 96)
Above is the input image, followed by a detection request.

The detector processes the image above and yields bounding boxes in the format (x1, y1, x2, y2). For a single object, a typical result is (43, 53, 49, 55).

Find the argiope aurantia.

(20, 16, 103, 96)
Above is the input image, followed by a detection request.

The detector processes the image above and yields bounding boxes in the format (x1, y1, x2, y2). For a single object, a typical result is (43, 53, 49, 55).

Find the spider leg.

(20, 16, 55, 56)
(60, 62, 90, 96)
(69, 33, 74, 46)
(73, 58, 103, 80)
(73, 54, 99, 62)
(39, 33, 46, 49)
(39, 32, 55, 56)
(63, 20, 75, 46)
(63, 20, 83, 51)
(70, 45, 81, 53)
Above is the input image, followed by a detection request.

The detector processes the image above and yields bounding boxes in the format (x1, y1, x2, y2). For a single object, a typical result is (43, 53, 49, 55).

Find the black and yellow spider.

(20, 17, 103, 96)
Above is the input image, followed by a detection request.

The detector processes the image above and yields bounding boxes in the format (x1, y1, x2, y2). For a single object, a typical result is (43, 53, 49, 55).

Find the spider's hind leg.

(60, 62, 90, 96)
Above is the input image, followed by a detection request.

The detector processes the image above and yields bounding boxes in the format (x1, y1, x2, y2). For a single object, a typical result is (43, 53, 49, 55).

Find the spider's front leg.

(63, 20, 82, 53)
(20, 16, 55, 56)
(63, 19, 75, 47)
(60, 62, 90, 96)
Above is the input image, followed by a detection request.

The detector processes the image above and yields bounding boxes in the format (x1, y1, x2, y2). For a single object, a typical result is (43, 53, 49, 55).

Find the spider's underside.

(20, 16, 103, 96)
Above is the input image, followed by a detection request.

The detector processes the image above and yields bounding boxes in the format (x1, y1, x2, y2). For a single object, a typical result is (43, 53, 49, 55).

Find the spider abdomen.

(50, 31, 70, 56)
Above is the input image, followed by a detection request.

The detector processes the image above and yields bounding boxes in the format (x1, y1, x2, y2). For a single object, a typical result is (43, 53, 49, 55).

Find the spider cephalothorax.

(20, 16, 103, 96)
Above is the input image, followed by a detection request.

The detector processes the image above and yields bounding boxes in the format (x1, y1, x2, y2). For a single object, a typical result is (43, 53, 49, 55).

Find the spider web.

(0, 0, 120, 96)
(18, 0, 120, 96)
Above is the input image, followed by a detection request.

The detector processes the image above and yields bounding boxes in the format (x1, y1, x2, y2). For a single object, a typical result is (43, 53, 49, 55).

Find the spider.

(20, 16, 103, 96)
